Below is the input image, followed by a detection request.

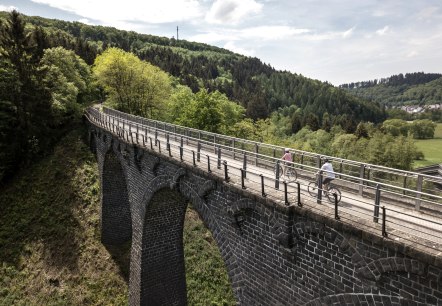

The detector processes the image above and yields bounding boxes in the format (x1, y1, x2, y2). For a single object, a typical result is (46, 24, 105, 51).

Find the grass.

(0, 126, 235, 305)
(413, 123, 442, 168)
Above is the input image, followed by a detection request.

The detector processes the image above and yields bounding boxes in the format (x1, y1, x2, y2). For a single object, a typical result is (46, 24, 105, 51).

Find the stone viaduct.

(87, 117, 442, 305)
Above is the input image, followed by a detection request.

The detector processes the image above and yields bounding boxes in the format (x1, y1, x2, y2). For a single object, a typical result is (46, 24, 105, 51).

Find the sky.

(1, 0, 442, 85)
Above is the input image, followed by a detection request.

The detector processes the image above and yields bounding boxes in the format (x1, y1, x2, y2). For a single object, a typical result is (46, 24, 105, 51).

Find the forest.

(340, 72, 442, 113)
(0, 10, 438, 184)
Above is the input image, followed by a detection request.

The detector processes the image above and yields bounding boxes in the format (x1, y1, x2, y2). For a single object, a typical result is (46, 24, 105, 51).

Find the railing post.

(359, 164, 365, 196)
(403, 175, 407, 195)
(192, 151, 196, 166)
(155, 130, 158, 146)
(317, 173, 323, 204)
(233, 139, 236, 160)
(179, 146, 183, 161)
(241, 169, 246, 189)
(300, 153, 304, 170)
(415, 175, 423, 211)
(207, 155, 211, 173)
(243, 154, 247, 178)
(217, 146, 221, 169)
(197, 142, 201, 162)
(334, 193, 339, 220)
(224, 161, 229, 182)
(382, 206, 388, 237)
(373, 184, 381, 223)
(150, 137, 153, 150)
(260, 174, 266, 197)
(317, 155, 321, 168)
(284, 181, 289, 206)
(255, 144, 258, 166)
(339, 161, 343, 179)
(275, 160, 280, 190)
(296, 182, 302, 207)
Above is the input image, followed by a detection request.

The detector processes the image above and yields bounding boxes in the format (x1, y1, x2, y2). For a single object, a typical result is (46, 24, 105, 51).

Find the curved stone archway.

(101, 149, 132, 245)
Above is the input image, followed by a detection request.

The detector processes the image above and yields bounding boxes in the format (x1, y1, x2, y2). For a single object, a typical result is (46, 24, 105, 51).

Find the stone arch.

(131, 175, 240, 305)
(357, 257, 427, 282)
(101, 148, 132, 245)
(292, 222, 369, 271)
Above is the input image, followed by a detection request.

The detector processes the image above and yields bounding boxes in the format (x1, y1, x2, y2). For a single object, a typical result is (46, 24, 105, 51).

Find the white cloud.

(302, 27, 356, 41)
(78, 18, 94, 25)
(342, 27, 355, 38)
(30, 0, 203, 23)
(240, 26, 310, 40)
(205, 0, 262, 24)
(0, 5, 17, 12)
(223, 41, 255, 56)
(190, 25, 310, 45)
(407, 51, 419, 58)
(190, 32, 238, 44)
(376, 26, 389, 36)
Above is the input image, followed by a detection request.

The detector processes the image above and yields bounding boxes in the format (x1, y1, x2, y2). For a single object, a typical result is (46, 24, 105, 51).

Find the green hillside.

(0, 126, 234, 305)
(0, 11, 386, 131)
(341, 73, 442, 107)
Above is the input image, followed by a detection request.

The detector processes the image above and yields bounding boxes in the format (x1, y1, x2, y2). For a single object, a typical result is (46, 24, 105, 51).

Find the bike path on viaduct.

(88, 122, 442, 306)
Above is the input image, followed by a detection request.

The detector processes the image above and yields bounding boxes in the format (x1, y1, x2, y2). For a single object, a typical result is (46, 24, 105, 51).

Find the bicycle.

(274, 163, 298, 181)
(307, 180, 341, 203)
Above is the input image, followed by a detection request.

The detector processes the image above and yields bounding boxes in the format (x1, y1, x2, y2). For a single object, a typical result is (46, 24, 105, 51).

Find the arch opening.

(101, 150, 132, 245)
(183, 204, 235, 305)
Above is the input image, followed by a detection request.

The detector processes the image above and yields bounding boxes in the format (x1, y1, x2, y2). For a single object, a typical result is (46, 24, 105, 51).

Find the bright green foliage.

(382, 119, 437, 139)
(40, 47, 91, 125)
(382, 119, 409, 137)
(409, 119, 437, 139)
(93, 47, 172, 118)
(169, 88, 245, 134)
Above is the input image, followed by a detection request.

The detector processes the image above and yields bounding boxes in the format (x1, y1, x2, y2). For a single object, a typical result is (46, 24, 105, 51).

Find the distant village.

(394, 103, 441, 114)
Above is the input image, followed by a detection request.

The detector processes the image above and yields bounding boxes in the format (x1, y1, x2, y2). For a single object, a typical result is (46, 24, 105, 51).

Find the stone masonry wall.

(89, 124, 442, 306)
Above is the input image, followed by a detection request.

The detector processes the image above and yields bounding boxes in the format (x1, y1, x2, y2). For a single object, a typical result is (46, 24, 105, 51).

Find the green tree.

(93, 47, 172, 118)
(39, 47, 91, 125)
(409, 119, 436, 139)
(0, 10, 52, 179)
(382, 119, 409, 136)
(354, 122, 369, 139)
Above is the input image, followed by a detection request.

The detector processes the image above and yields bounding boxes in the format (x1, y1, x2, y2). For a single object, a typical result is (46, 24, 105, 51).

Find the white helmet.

(285, 148, 290, 152)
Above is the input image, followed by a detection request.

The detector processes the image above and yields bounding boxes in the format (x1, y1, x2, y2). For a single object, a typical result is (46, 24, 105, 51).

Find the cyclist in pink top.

(281, 148, 292, 178)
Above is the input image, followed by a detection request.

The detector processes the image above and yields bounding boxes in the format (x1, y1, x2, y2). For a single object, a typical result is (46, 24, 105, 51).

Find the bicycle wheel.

(274, 165, 283, 178)
(287, 167, 297, 181)
(308, 181, 318, 197)
(326, 187, 341, 203)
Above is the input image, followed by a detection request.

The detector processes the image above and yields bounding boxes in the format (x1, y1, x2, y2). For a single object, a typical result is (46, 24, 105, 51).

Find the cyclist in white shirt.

(320, 159, 335, 192)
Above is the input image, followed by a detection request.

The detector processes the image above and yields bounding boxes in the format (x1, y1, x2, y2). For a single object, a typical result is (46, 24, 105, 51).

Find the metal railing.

(85, 107, 442, 251)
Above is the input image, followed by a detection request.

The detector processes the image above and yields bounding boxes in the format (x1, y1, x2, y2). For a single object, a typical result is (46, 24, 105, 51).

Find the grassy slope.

(414, 123, 442, 168)
(0, 126, 234, 305)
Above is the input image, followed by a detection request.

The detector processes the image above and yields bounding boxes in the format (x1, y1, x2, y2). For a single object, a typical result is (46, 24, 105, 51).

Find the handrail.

(102, 107, 442, 182)
(84, 107, 442, 251)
